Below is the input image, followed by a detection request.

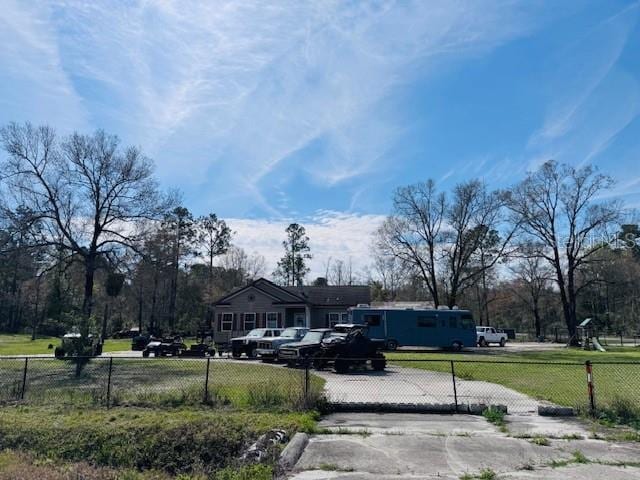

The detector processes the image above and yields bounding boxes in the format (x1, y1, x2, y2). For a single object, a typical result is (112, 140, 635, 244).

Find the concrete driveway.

(288, 413, 640, 480)
(314, 365, 544, 414)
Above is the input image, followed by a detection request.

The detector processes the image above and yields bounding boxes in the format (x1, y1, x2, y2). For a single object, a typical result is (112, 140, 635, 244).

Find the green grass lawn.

(388, 347, 640, 423)
(0, 405, 317, 478)
(0, 334, 132, 356)
(0, 356, 325, 411)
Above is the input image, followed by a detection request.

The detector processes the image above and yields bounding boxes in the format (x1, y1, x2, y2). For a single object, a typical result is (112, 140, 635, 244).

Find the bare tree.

(371, 249, 407, 300)
(507, 160, 620, 341)
(330, 259, 345, 286)
(0, 123, 168, 326)
(219, 246, 266, 285)
(377, 179, 515, 307)
(441, 180, 516, 307)
(509, 244, 554, 337)
(376, 180, 445, 306)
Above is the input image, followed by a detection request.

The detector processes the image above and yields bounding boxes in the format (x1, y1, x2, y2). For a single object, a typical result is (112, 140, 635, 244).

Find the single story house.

(211, 278, 370, 342)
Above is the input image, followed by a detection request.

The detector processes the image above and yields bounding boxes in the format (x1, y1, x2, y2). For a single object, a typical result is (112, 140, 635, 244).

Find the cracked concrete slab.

(507, 414, 591, 438)
(503, 464, 640, 479)
(288, 413, 640, 480)
(294, 434, 569, 476)
(290, 463, 640, 480)
(318, 412, 502, 436)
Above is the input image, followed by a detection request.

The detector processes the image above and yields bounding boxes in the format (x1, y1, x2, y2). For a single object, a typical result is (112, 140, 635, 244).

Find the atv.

(179, 342, 216, 357)
(312, 324, 386, 373)
(54, 332, 103, 359)
(142, 337, 187, 357)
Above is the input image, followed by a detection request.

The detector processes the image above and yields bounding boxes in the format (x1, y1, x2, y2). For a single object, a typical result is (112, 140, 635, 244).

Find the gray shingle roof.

(284, 285, 370, 306)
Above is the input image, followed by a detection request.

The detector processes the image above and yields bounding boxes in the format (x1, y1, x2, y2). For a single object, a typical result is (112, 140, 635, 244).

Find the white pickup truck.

(476, 326, 508, 347)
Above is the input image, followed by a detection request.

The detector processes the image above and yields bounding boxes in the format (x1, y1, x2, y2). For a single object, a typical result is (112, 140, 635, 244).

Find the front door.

(294, 312, 306, 327)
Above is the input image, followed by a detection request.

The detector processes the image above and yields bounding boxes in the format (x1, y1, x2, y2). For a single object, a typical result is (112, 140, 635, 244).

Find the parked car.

(476, 326, 508, 347)
(278, 329, 338, 366)
(256, 327, 309, 362)
(313, 325, 386, 373)
(142, 337, 187, 357)
(230, 328, 281, 358)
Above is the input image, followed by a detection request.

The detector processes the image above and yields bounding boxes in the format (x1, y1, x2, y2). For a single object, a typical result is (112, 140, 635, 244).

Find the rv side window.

(449, 317, 458, 329)
(460, 313, 474, 329)
(417, 317, 437, 328)
(364, 314, 381, 326)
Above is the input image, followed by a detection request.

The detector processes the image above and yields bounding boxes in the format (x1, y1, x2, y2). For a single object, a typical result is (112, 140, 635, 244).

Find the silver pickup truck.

(256, 327, 309, 362)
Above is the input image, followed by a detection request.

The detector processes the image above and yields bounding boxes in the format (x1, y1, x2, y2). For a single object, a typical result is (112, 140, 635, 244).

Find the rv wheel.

(451, 341, 463, 352)
(386, 340, 398, 351)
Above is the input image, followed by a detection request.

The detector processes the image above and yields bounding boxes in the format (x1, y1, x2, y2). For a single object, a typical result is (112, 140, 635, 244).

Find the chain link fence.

(0, 356, 638, 417)
(0, 357, 322, 411)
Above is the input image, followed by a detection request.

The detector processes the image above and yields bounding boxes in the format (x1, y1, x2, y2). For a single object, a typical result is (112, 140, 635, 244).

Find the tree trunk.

(82, 254, 96, 321)
(101, 301, 109, 340)
(551, 246, 578, 345)
(533, 304, 541, 338)
(150, 269, 159, 334)
(566, 261, 579, 344)
(31, 277, 41, 341)
(137, 284, 144, 333)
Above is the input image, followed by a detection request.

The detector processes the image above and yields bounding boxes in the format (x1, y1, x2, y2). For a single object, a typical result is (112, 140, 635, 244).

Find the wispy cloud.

(227, 210, 385, 279)
(527, 2, 640, 168)
(1, 0, 546, 216)
(0, 0, 88, 131)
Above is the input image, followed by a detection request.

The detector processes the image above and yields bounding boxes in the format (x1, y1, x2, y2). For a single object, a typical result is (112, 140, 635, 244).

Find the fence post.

(304, 363, 310, 408)
(20, 357, 28, 400)
(450, 360, 459, 412)
(105, 357, 113, 408)
(203, 357, 211, 404)
(585, 361, 596, 415)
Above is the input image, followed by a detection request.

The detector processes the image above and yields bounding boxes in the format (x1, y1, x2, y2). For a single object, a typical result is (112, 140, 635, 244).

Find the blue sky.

(1, 0, 639, 276)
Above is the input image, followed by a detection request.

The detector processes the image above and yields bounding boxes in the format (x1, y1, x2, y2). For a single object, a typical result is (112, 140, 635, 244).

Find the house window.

(328, 313, 341, 327)
(364, 314, 381, 326)
(221, 313, 233, 331)
(341, 312, 349, 323)
(244, 313, 256, 331)
(266, 312, 278, 329)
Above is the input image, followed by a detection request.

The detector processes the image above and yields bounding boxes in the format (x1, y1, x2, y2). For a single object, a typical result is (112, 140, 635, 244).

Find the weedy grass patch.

(0, 405, 316, 476)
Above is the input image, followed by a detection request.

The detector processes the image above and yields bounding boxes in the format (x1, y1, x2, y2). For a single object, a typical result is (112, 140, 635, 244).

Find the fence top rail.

(0, 355, 639, 366)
